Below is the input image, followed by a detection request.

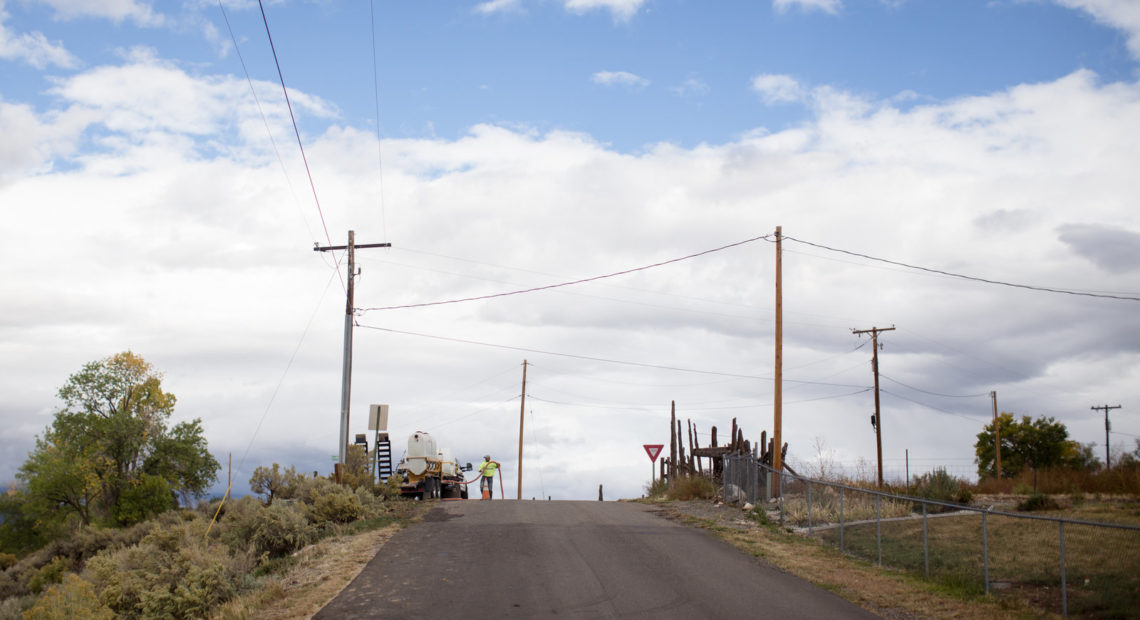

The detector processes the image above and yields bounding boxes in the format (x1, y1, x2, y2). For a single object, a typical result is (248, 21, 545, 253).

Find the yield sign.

(643, 444, 664, 463)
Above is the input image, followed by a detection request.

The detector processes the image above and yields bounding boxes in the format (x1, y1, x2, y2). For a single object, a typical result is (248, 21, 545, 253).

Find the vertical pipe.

(876, 494, 882, 566)
(779, 467, 785, 526)
(983, 511, 990, 595)
(923, 503, 929, 579)
(807, 480, 813, 535)
(1060, 521, 1068, 618)
(839, 487, 845, 551)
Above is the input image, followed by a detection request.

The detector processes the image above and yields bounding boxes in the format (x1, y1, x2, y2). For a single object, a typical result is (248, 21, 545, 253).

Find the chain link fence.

(723, 454, 1140, 617)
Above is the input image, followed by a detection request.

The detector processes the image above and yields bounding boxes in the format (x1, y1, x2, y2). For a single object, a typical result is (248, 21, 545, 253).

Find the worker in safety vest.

(478, 455, 500, 499)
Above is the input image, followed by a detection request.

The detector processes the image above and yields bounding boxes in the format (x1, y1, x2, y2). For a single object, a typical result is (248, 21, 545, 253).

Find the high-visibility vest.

(479, 461, 498, 477)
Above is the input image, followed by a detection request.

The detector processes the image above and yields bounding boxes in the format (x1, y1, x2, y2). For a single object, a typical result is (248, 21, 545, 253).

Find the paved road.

(315, 500, 880, 619)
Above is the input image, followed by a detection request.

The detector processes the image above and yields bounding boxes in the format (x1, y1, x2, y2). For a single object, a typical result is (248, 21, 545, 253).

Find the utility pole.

(314, 231, 391, 468)
(773, 226, 783, 496)
(1091, 404, 1122, 468)
(853, 325, 894, 488)
(517, 360, 528, 500)
(991, 391, 1002, 479)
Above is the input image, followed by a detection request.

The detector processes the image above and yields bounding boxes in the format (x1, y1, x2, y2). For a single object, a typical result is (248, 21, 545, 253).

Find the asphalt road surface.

(315, 500, 880, 619)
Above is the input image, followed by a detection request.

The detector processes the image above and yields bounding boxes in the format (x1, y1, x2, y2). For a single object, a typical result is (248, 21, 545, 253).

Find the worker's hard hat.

(484, 455, 490, 460)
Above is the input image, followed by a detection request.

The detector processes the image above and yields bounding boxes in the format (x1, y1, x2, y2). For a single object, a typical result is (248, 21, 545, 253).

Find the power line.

(368, 0, 388, 241)
(237, 268, 340, 471)
(359, 234, 771, 312)
(363, 257, 764, 322)
(782, 235, 1140, 302)
(880, 388, 986, 423)
(355, 323, 868, 389)
(217, 0, 323, 249)
(256, 1, 337, 258)
(880, 374, 990, 398)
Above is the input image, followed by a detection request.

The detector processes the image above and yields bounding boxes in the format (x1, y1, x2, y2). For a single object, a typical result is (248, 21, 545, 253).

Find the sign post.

(643, 444, 664, 484)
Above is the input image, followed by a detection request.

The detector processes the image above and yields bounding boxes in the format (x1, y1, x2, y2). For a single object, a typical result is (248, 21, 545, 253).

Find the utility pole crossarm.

(315, 242, 392, 251)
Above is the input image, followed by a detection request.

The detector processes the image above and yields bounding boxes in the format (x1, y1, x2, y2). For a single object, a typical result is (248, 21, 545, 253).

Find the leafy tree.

(249, 463, 303, 505)
(976, 413, 1072, 479)
(1061, 441, 1101, 472)
(975, 412, 1020, 479)
(0, 484, 53, 553)
(17, 352, 219, 528)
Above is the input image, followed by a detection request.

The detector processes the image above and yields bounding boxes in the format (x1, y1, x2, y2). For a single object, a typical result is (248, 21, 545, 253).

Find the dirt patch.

(652, 499, 1051, 620)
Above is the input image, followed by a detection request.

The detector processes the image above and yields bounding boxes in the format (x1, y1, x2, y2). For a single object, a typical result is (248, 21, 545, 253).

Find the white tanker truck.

(395, 431, 472, 500)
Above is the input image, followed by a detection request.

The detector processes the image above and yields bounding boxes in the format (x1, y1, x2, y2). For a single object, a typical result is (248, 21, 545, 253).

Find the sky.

(2, 0, 1139, 502)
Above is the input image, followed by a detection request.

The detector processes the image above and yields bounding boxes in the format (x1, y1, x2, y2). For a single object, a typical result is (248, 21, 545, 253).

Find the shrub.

(663, 475, 718, 501)
(300, 478, 363, 525)
(249, 502, 313, 558)
(645, 477, 669, 499)
(910, 468, 970, 512)
(86, 521, 249, 620)
(1017, 494, 1060, 512)
(27, 556, 70, 595)
(22, 573, 113, 620)
(0, 552, 16, 571)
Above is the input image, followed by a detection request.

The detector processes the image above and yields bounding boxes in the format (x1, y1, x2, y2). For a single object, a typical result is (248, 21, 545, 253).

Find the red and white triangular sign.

(643, 444, 664, 462)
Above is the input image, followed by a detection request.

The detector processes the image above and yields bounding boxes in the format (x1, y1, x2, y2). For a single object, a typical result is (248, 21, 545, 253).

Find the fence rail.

(722, 454, 1140, 618)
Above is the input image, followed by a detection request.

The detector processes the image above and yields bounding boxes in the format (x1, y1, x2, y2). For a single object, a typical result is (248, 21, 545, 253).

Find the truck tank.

(406, 431, 437, 475)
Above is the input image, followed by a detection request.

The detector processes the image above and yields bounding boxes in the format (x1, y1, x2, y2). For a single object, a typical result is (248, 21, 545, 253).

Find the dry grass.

(781, 485, 913, 527)
(659, 500, 1050, 619)
(208, 505, 427, 620)
(818, 503, 1140, 617)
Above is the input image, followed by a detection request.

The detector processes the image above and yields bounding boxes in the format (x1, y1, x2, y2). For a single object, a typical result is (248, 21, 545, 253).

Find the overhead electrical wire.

(216, 0, 323, 248)
(359, 234, 771, 312)
(387, 246, 763, 311)
(368, 0, 389, 241)
(880, 374, 990, 398)
(355, 322, 869, 389)
(782, 235, 1140, 302)
(237, 268, 340, 471)
(361, 257, 764, 322)
(256, 0, 339, 269)
(880, 388, 986, 423)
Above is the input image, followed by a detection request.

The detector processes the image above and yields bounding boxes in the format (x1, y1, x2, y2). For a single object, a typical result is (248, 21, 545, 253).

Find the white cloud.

(773, 0, 843, 14)
(0, 0, 77, 68)
(671, 77, 709, 97)
(475, 0, 523, 15)
(1054, 0, 1140, 59)
(564, 0, 646, 21)
(475, 0, 646, 20)
(37, 0, 165, 27)
(592, 70, 650, 88)
(751, 73, 805, 104)
(4, 53, 1140, 499)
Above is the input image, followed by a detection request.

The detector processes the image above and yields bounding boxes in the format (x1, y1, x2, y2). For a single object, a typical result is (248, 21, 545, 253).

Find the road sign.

(643, 444, 664, 462)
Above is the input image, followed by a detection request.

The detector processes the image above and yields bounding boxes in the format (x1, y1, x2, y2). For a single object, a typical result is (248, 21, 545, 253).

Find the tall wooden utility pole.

(991, 391, 1002, 479)
(1092, 404, 1122, 468)
(853, 325, 894, 488)
(517, 360, 528, 500)
(773, 226, 783, 495)
(314, 231, 391, 467)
